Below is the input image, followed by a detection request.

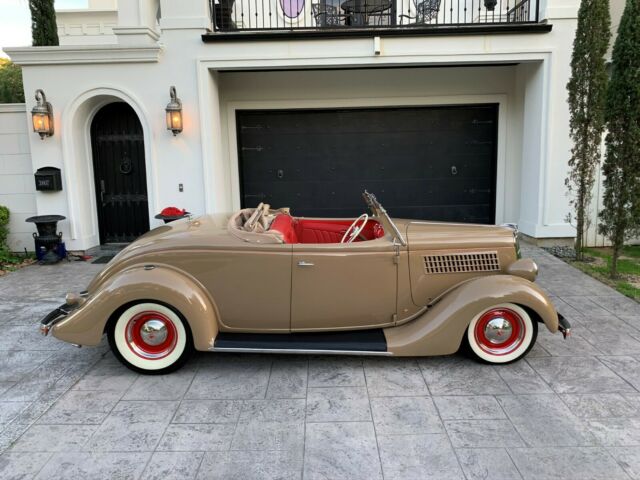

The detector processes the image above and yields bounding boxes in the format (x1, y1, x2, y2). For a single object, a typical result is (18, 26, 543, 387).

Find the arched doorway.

(90, 102, 150, 243)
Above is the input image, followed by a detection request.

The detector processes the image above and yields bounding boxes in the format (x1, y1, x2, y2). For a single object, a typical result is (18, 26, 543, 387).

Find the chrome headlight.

(501, 223, 521, 259)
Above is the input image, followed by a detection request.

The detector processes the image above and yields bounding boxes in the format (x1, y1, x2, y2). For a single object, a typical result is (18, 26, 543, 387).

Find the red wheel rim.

(125, 311, 178, 360)
(474, 308, 526, 356)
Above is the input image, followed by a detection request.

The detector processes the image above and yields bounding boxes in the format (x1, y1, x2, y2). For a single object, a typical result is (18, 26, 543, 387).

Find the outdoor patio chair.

(312, 2, 348, 26)
(399, 0, 441, 24)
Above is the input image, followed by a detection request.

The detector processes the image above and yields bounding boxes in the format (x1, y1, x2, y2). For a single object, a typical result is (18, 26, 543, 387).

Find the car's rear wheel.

(108, 302, 193, 374)
(465, 303, 537, 364)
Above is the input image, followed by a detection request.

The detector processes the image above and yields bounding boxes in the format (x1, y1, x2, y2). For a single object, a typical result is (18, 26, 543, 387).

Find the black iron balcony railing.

(208, 0, 541, 33)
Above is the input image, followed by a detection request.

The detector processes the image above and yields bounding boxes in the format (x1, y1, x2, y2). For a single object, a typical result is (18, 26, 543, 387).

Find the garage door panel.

(238, 106, 497, 224)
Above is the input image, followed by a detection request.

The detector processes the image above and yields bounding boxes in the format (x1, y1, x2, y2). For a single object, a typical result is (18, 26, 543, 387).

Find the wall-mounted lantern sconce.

(165, 86, 183, 135)
(31, 89, 54, 139)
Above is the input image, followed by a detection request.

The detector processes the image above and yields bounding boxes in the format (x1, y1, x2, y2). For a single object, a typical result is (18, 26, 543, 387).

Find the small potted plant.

(155, 207, 190, 224)
(484, 0, 497, 11)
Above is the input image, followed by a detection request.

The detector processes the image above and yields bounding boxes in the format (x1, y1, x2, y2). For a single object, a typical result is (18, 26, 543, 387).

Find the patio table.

(340, 0, 395, 25)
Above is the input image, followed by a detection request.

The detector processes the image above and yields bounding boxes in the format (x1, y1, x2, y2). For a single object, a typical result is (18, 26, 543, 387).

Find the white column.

(160, 0, 211, 31)
(113, 0, 161, 45)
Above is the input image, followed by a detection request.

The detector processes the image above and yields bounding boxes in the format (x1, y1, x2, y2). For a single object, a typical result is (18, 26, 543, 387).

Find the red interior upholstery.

(269, 214, 299, 244)
(269, 215, 384, 244)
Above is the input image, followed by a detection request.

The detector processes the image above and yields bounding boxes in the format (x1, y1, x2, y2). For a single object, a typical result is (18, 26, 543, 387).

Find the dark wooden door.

(91, 102, 150, 243)
(237, 105, 498, 223)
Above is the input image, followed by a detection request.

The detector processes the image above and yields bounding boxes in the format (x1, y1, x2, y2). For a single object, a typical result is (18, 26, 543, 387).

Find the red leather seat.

(269, 215, 299, 244)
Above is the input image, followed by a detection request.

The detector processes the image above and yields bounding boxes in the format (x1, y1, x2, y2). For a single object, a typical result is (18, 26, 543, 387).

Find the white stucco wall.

(6, 0, 581, 250)
(0, 104, 36, 252)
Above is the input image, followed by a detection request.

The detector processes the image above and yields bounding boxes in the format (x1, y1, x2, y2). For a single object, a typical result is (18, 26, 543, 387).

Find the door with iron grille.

(91, 102, 150, 244)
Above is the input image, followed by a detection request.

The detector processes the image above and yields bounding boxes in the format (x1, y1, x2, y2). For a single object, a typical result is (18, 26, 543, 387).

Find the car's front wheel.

(465, 303, 537, 364)
(108, 302, 193, 374)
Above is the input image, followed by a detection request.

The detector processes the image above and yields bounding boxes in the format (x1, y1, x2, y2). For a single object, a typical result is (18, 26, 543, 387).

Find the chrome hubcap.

(139, 319, 168, 346)
(483, 317, 513, 345)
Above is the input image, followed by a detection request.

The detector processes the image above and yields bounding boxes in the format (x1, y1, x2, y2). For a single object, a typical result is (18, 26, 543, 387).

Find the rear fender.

(51, 264, 219, 350)
(385, 275, 558, 356)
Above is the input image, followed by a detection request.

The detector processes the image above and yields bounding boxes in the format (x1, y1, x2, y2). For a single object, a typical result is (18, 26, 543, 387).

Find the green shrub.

(0, 206, 9, 251)
(0, 60, 25, 104)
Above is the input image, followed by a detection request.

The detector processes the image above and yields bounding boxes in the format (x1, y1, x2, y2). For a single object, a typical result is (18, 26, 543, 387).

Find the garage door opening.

(237, 105, 498, 224)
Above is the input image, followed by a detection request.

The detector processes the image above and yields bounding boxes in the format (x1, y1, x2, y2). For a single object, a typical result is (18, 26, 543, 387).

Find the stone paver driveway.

(1, 246, 640, 479)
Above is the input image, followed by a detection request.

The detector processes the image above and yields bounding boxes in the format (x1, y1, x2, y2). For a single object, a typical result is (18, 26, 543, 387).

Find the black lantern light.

(165, 86, 183, 135)
(31, 89, 54, 139)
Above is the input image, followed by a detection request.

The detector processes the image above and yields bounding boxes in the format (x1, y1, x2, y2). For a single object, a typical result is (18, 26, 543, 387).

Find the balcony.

(204, 0, 549, 40)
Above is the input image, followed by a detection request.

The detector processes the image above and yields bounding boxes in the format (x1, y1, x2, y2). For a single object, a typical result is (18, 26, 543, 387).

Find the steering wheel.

(341, 213, 369, 244)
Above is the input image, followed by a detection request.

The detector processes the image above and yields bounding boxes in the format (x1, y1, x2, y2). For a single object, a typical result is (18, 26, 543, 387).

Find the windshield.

(362, 191, 406, 246)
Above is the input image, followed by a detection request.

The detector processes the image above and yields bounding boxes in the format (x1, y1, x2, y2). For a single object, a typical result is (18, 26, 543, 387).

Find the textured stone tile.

(0, 369, 62, 403)
(592, 296, 640, 317)
(0, 325, 62, 351)
(35, 451, 151, 480)
(526, 357, 636, 394)
(495, 360, 553, 393)
(172, 400, 242, 424)
(445, 419, 524, 448)
(0, 351, 52, 382)
(231, 399, 305, 451)
(157, 424, 235, 452)
(0, 422, 31, 452)
(0, 402, 29, 425)
(11, 388, 66, 425)
(37, 390, 121, 425)
(525, 342, 551, 358)
(581, 331, 640, 356)
(10, 424, 97, 452)
(265, 357, 307, 399)
(123, 367, 197, 400)
(561, 393, 640, 418)
(434, 395, 506, 420)
(72, 362, 138, 392)
(598, 356, 640, 390)
(0, 383, 15, 397)
(586, 418, 640, 446)
(86, 400, 178, 452)
(608, 446, 640, 479)
(512, 415, 599, 447)
(579, 315, 640, 334)
(0, 451, 51, 479)
(306, 387, 371, 422)
(364, 358, 429, 397)
(456, 448, 523, 480)
(508, 447, 629, 480)
(141, 451, 204, 480)
(419, 357, 510, 395)
(197, 449, 303, 480)
(378, 434, 463, 480)
(496, 394, 573, 419)
(303, 422, 382, 480)
(370, 396, 443, 435)
(308, 357, 365, 387)
(537, 332, 600, 356)
(561, 296, 613, 317)
(186, 355, 271, 400)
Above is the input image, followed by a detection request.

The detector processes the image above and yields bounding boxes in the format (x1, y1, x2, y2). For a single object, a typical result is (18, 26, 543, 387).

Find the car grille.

(423, 251, 500, 274)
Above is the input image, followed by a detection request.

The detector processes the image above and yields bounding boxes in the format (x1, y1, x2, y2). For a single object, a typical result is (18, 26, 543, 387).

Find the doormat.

(92, 255, 115, 264)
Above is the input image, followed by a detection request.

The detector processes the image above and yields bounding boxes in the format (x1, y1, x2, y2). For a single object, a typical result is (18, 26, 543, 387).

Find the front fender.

(51, 264, 219, 350)
(385, 275, 558, 356)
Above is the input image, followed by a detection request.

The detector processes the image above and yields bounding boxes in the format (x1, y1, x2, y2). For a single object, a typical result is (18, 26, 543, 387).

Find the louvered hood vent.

(423, 251, 500, 274)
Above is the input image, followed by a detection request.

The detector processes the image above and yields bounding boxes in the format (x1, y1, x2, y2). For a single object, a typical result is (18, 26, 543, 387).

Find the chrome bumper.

(39, 304, 71, 336)
(558, 313, 571, 339)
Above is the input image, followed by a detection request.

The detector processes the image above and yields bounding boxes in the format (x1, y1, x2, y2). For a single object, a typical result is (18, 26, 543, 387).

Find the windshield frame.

(362, 191, 407, 246)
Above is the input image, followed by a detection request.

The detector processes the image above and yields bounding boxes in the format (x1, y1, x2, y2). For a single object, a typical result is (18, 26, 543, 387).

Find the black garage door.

(237, 105, 498, 224)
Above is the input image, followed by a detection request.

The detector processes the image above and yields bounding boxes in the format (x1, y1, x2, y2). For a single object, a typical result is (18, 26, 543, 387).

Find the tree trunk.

(575, 188, 585, 261)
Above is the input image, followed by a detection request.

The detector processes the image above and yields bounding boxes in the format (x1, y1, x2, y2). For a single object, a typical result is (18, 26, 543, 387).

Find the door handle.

(297, 261, 314, 267)
(100, 179, 106, 205)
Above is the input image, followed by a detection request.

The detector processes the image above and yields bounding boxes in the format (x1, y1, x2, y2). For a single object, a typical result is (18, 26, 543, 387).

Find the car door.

(291, 238, 398, 331)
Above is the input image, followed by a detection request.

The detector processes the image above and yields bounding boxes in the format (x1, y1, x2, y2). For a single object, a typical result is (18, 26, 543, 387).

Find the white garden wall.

(0, 104, 36, 252)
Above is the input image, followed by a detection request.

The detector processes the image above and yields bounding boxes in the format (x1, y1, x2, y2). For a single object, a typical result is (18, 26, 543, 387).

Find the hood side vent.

(423, 251, 500, 274)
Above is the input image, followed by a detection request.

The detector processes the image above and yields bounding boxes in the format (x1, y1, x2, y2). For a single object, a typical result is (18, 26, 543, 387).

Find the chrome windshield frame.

(362, 191, 407, 246)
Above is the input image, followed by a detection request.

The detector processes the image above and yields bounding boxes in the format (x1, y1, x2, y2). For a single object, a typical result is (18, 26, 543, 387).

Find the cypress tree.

(566, 0, 610, 260)
(599, 0, 640, 277)
(29, 0, 59, 47)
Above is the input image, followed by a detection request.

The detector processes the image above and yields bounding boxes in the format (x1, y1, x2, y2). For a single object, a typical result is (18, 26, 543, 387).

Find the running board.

(211, 329, 391, 356)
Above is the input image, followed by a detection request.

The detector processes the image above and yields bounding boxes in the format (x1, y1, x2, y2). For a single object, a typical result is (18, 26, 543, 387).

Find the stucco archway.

(61, 88, 158, 249)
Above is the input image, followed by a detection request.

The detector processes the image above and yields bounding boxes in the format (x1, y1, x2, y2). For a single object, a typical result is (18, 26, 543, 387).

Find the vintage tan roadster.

(40, 192, 570, 373)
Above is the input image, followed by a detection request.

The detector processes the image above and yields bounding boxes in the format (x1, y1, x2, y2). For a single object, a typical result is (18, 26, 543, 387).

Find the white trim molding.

(0, 104, 27, 113)
(4, 45, 162, 66)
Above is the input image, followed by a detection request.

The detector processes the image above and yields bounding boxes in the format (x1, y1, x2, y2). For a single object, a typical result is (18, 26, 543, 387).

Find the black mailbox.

(34, 167, 62, 191)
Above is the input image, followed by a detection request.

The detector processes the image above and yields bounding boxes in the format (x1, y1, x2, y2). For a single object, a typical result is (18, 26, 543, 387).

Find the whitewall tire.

(465, 303, 537, 364)
(108, 302, 193, 374)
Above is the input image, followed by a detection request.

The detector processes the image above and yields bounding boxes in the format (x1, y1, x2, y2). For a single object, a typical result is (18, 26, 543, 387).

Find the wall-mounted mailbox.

(34, 167, 62, 191)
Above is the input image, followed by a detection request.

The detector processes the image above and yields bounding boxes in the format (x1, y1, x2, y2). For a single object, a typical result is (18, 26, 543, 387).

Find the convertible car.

(40, 191, 570, 374)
